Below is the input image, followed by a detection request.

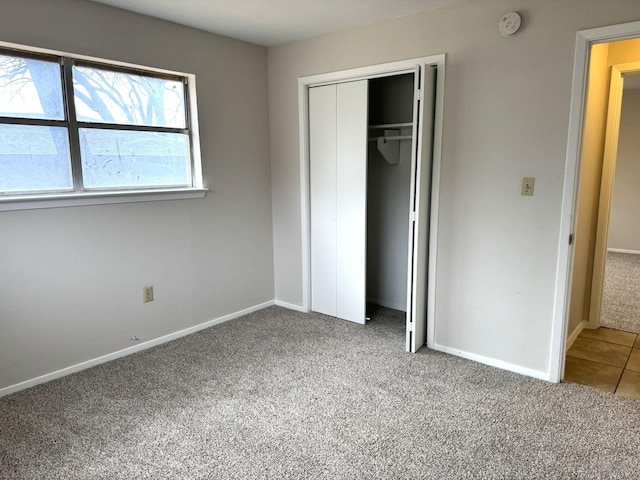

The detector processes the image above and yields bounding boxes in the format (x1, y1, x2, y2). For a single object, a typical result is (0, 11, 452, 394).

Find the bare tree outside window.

(73, 65, 185, 128)
(0, 50, 193, 194)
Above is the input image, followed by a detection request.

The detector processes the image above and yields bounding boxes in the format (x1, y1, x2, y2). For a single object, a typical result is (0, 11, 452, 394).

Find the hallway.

(565, 327, 640, 399)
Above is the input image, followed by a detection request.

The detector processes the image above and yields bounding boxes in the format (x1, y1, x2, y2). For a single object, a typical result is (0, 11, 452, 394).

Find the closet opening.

(299, 55, 445, 354)
(366, 73, 415, 341)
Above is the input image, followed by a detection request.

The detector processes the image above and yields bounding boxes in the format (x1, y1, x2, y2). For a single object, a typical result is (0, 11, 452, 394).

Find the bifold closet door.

(310, 84, 338, 317)
(309, 80, 368, 324)
(336, 81, 368, 324)
(406, 66, 436, 352)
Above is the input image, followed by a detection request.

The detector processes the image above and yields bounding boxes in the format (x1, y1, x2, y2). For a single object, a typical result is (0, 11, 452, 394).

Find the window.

(0, 45, 205, 209)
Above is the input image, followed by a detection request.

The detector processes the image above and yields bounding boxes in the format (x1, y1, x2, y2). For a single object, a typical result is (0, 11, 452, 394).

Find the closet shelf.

(368, 122, 413, 129)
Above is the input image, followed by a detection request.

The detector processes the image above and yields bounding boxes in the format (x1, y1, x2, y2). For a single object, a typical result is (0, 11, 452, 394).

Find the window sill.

(0, 188, 209, 212)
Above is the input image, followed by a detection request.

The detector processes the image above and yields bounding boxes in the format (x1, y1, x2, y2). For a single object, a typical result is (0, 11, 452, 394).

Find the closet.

(367, 74, 415, 315)
(308, 65, 436, 352)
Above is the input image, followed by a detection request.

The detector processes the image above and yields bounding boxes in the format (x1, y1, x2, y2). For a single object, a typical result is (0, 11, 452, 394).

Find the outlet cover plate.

(143, 286, 154, 303)
(521, 177, 535, 196)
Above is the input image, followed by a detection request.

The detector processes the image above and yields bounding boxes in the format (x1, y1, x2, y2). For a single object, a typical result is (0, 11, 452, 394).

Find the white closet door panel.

(310, 84, 338, 317)
(407, 66, 436, 352)
(336, 80, 368, 324)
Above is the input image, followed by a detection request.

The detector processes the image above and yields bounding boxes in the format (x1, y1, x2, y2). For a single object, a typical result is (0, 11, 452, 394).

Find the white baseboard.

(431, 343, 550, 381)
(275, 300, 307, 312)
(566, 320, 587, 351)
(0, 299, 275, 398)
(366, 297, 407, 312)
(608, 248, 640, 255)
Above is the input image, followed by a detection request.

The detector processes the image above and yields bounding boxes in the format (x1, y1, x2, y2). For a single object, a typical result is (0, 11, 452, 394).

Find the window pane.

(79, 129, 191, 189)
(0, 124, 72, 193)
(73, 66, 186, 128)
(0, 53, 64, 120)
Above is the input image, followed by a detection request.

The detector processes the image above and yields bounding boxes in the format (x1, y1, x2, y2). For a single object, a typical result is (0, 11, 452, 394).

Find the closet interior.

(366, 73, 415, 317)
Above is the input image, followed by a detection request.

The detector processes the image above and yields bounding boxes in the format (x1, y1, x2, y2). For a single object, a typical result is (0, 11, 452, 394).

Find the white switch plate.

(521, 177, 535, 196)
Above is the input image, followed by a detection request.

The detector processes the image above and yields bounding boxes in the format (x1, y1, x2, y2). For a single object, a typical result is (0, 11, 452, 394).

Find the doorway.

(600, 72, 640, 334)
(553, 21, 640, 383)
(298, 55, 445, 353)
(563, 64, 640, 399)
(567, 41, 640, 346)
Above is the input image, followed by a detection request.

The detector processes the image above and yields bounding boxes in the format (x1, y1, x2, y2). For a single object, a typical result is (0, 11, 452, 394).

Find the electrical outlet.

(521, 177, 535, 196)
(143, 286, 154, 303)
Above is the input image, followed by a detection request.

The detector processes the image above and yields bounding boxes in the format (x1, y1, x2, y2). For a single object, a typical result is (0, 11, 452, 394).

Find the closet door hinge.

(408, 321, 413, 332)
(410, 211, 417, 222)
(415, 88, 423, 102)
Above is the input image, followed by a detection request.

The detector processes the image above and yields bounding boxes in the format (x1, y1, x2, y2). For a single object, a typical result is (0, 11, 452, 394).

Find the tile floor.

(565, 327, 640, 400)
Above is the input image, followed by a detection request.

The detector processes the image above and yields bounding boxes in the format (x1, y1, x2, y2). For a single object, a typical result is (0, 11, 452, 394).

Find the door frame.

(588, 61, 640, 329)
(551, 20, 640, 382)
(298, 54, 446, 349)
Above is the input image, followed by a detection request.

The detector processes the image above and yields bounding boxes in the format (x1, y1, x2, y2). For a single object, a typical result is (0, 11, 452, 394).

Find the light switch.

(521, 177, 535, 196)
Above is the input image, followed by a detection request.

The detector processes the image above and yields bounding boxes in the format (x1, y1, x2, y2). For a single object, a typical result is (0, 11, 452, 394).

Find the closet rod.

(369, 122, 413, 129)
(367, 135, 412, 142)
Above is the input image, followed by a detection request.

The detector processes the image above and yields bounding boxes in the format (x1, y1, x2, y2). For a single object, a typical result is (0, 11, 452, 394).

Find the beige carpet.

(2, 306, 640, 479)
(601, 251, 640, 334)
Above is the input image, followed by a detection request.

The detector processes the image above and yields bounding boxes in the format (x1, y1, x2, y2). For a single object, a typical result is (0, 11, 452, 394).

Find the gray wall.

(0, 0, 274, 390)
(268, 0, 640, 375)
(609, 87, 640, 251)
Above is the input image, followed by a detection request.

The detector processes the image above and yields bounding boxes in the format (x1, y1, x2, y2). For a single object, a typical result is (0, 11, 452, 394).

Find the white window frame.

(0, 41, 207, 212)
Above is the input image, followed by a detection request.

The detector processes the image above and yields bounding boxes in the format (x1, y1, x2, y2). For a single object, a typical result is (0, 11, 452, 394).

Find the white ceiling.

(89, 0, 470, 46)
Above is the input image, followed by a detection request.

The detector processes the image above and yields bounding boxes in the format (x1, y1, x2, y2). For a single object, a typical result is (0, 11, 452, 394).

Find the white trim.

(298, 76, 312, 313)
(0, 188, 208, 211)
(0, 40, 193, 78)
(298, 54, 446, 342)
(367, 298, 407, 312)
(566, 320, 587, 351)
(299, 58, 440, 87)
(551, 20, 640, 384)
(189, 75, 204, 189)
(275, 300, 306, 312)
(608, 248, 640, 255)
(432, 343, 550, 382)
(426, 59, 446, 351)
(0, 300, 274, 398)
